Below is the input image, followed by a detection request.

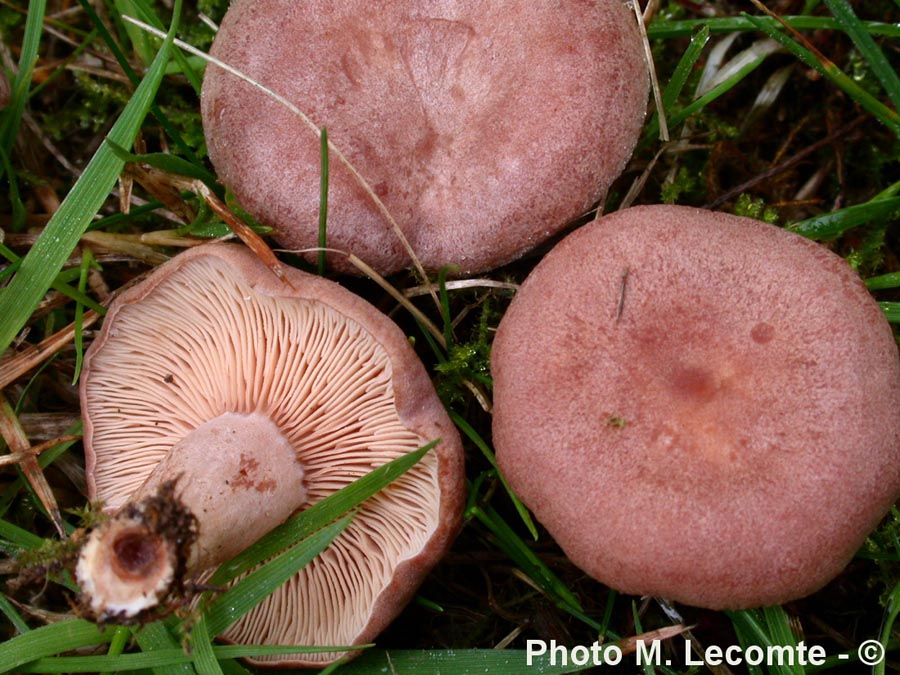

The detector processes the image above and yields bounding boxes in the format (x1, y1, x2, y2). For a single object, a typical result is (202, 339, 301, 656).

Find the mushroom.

(201, 0, 649, 275)
(76, 243, 465, 666)
(491, 204, 900, 610)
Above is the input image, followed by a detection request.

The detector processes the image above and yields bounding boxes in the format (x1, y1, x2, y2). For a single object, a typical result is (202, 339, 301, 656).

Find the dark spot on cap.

(751, 322, 775, 344)
(671, 366, 717, 403)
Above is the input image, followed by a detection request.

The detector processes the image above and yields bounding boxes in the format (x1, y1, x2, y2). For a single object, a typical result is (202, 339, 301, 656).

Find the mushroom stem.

(134, 412, 307, 569)
(76, 489, 187, 622)
(77, 412, 307, 620)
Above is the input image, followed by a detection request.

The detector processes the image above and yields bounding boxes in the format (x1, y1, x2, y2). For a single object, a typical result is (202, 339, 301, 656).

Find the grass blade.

(0, 517, 44, 549)
(450, 411, 538, 539)
(727, 609, 767, 675)
(116, 0, 157, 65)
(788, 196, 900, 239)
(105, 141, 219, 187)
(727, 607, 804, 675)
(124, 0, 203, 94)
(0, 241, 106, 314)
(99, 625, 131, 675)
(204, 514, 352, 635)
(75, 0, 197, 161)
(647, 16, 900, 40)
(866, 272, 900, 290)
(663, 24, 711, 113)
(879, 302, 900, 323)
(874, 578, 900, 675)
(0, 0, 183, 356)
(762, 606, 804, 675)
(333, 649, 593, 674)
(0, 619, 113, 673)
(133, 621, 194, 675)
(186, 616, 222, 675)
(17, 652, 191, 673)
(650, 40, 775, 138)
(16, 645, 370, 673)
(0, 594, 29, 635)
(742, 11, 900, 136)
(471, 504, 591, 625)
(0, 0, 46, 161)
(824, 0, 900, 111)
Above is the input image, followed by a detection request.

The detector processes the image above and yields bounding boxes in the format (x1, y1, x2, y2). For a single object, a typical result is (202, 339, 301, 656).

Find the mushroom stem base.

(78, 412, 307, 620)
(76, 481, 195, 622)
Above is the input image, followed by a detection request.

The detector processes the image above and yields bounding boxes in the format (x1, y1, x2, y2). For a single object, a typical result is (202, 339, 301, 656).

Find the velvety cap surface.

(81, 243, 464, 665)
(201, 0, 648, 275)
(492, 205, 900, 610)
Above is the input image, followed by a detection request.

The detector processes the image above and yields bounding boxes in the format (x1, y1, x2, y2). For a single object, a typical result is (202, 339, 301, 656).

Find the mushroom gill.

(78, 244, 464, 666)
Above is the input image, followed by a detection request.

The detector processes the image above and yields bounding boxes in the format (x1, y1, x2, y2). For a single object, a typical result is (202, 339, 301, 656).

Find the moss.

(7, 505, 104, 593)
(197, 0, 230, 22)
(434, 299, 496, 406)
(606, 414, 628, 429)
(158, 102, 207, 158)
(39, 71, 131, 141)
(733, 193, 779, 224)
(864, 507, 900, 600)
(178, 0, 229, 51)
(661, 166, 700, 204)
(0, 5, 24, 41)
(846, 223, 888, 276)
(435, 341, 491, 406)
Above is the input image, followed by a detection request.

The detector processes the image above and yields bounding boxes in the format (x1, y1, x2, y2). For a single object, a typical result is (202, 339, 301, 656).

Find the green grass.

(1, 0, 899, 673)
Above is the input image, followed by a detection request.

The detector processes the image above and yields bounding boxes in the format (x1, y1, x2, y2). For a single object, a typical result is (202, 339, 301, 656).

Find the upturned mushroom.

(492, 204, 900, 610)
(201, 0, 649, 275)
(76, 243, 464, 666)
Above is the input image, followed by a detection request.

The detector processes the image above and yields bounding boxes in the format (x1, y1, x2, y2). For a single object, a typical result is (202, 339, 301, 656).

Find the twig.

(346, 254, 447, 350)
(704, 115, 866, 209)
(0, 311, 101, 390)
(0, 435, 82, 466)
(278, 246, 448, 350)
(632, 0, 669, 141)
(0, 396, 66, 538)
(616, 268, 630, 323)
(404, 279, 519, 297)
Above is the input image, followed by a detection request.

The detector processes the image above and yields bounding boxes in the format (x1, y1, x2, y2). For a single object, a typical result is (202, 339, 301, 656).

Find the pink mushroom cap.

(492, 204, 900, 610)
(201, 0, 649, 275)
